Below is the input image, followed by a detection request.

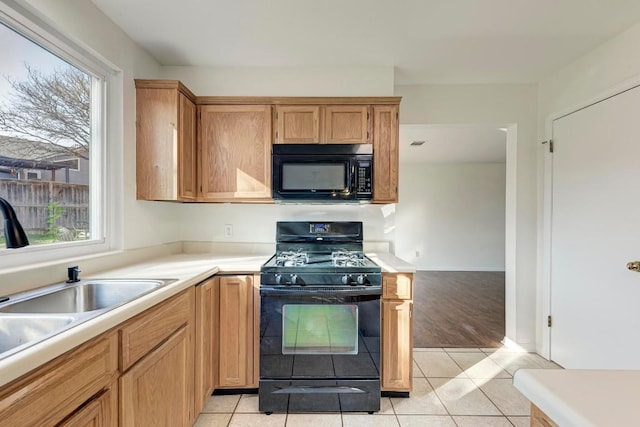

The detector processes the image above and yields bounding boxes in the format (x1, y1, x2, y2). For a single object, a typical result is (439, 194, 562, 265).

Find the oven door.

(259, 286, 381, 413)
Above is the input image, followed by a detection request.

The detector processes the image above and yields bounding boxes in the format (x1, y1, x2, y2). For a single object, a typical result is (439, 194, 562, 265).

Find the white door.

(550, 85, 640, 369)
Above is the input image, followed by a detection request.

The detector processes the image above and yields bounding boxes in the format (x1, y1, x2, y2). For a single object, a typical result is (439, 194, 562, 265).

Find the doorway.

(395, 124, 508, 347)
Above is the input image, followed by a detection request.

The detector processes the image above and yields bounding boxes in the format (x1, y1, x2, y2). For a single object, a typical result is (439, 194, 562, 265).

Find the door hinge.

(542, 139, 554, 153)
(547, 315, 552, 327)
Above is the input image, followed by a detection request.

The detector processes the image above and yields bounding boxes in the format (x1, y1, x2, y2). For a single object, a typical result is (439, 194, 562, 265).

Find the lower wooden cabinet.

(531, 404, 559, 427)
(195, 277, 217, 413)
(381, 273, 413, 392)
(59, 388, 117, 427)
(216, 274, 259, 388)
(120, 325, 194, 426)
(0, 333, 118, 426)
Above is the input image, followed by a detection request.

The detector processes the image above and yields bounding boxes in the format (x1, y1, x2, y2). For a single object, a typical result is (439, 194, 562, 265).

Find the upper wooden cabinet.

(373, 105, 399, 203)
(323, 105, 371, 144)
(135, 80, 197, 201)
(274, 105, 321, 143)
(199, 105, 272, 201)
(135, 80, 401, 203)
(274, 104, 371, 144)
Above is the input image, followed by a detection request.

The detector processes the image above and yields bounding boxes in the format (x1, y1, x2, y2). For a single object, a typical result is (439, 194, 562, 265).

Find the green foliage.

(46, 201, 64, 241)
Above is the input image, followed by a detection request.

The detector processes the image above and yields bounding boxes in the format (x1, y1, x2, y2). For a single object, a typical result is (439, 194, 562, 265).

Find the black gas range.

(259, 221, 382, 414)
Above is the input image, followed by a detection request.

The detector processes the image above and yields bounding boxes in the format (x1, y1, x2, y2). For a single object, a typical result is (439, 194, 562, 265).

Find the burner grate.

(331, 250, 366, 267)
(275, 251, 309, 267)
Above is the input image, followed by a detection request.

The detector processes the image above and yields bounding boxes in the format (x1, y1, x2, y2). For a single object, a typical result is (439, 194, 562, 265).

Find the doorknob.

(626, 261, 640, 272)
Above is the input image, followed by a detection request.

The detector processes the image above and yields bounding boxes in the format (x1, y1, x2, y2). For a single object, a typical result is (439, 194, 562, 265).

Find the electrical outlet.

(415, 250, 420, 257)
(224, 224, 233, 238)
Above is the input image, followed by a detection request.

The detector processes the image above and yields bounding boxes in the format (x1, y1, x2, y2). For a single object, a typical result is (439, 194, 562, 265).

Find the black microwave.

(272, 144, 373, 201)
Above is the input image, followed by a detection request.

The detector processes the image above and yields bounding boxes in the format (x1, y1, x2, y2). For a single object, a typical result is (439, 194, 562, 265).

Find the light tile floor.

(194, 347, 561, 427)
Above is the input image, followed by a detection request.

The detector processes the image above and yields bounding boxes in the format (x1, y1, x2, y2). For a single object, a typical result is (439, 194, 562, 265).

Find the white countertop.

(514, 369, 640, 427)
(367, 252, 416, 273)
(0, 251, 412, 387)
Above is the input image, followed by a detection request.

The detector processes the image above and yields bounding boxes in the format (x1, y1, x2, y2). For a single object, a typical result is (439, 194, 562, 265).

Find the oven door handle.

(260, 287, 381, 297)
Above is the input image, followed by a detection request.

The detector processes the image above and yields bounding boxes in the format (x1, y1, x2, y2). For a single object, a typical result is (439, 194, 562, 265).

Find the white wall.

(24, 0, 183, 250)
(396, 162, 506, 271)
(396, 83, 538, 350)
(537, 20, 640, 356)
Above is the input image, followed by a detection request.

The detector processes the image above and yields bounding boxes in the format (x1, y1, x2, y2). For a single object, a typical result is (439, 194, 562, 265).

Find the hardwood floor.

(413, 271, 505, 348)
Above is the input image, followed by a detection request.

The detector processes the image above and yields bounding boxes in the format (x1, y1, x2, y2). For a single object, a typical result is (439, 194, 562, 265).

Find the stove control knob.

(356, 274, 369, 285)
(274, 274, 285, 285)
(341, 274, 354, 285)
(290, 274, 303, 285)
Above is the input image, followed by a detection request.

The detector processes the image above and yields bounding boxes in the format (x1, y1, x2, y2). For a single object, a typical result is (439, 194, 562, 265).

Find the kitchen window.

(0, 1, 116, 267)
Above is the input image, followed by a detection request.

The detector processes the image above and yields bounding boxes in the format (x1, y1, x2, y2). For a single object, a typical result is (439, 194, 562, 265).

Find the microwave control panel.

(355, 160, 373, 195)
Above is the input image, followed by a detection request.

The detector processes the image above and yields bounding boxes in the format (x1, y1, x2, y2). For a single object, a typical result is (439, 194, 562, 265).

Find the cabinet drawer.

(59, 388, 116, 427)
(120, 288, 193, 371)
(0, 333, 117, 427)
(382, 273, 413, 300)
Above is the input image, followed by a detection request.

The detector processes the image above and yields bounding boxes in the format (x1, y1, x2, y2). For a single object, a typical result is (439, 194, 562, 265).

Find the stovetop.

(260, 221, 382, 287)
(265, 250, 378, 269)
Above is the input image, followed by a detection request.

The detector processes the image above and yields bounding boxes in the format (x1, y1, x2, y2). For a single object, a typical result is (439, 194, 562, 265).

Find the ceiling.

(90, 0, 640, 84)
(399, 125, 506, 163)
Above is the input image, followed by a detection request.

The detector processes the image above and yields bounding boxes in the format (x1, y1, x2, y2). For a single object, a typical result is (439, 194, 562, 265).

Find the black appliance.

(272, 144, 373, 201)
(259, 221, 382, 414)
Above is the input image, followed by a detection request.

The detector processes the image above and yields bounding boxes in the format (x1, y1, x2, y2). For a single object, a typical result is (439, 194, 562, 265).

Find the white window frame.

(0, 0, 121, 269)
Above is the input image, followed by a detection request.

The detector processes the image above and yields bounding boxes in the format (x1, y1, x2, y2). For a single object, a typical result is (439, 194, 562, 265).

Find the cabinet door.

(59, 388, 116, 427)
(381, 300, 413, 391)
(275, 105, 321, 143)
(323, 105, 371, 143)
(195, 277, 217, 413)
(199, 105, 272, 201)
(178, 93, 197, 200)
(373, 105, 399, 203)
(217, 275, 255, 388)
(120, 325, 194, 427)
(136, 87, 180, 200)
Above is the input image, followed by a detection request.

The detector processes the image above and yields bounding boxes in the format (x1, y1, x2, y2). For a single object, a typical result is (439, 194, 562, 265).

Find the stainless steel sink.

(0, 314, 77, 357)
(0, 279, 171, 314)
(0, 278, 177, 360)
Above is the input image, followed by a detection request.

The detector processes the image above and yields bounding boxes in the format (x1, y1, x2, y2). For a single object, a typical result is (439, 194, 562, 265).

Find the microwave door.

(274, 158, 352, 200)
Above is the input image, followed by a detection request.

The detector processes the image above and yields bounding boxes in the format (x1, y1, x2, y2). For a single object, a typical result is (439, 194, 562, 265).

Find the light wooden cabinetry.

(120, 325, 193, 426)
(195, 277, 217, 413)
(373, 105, 399, 203)
(531, 404, 559, 427)
(135, 81, 401, 203)
(323, 105, 371, 144)
(274, 104, 371, 144)
(135, 80, 197, 201)
(216, 274, 259, 388)
(381, 273, 413, 392)
(119, 288, 192, 372)
(0, 333, 118, 426)
(59, 389, 117, 427)
(119, 288, 195, 426)
(199, 105, 272, 201)
(274, 105, 321, 143)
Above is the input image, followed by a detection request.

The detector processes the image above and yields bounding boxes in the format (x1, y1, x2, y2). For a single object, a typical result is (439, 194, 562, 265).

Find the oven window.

(282, 304, 358, 355)
(282, 163, 346, 190)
